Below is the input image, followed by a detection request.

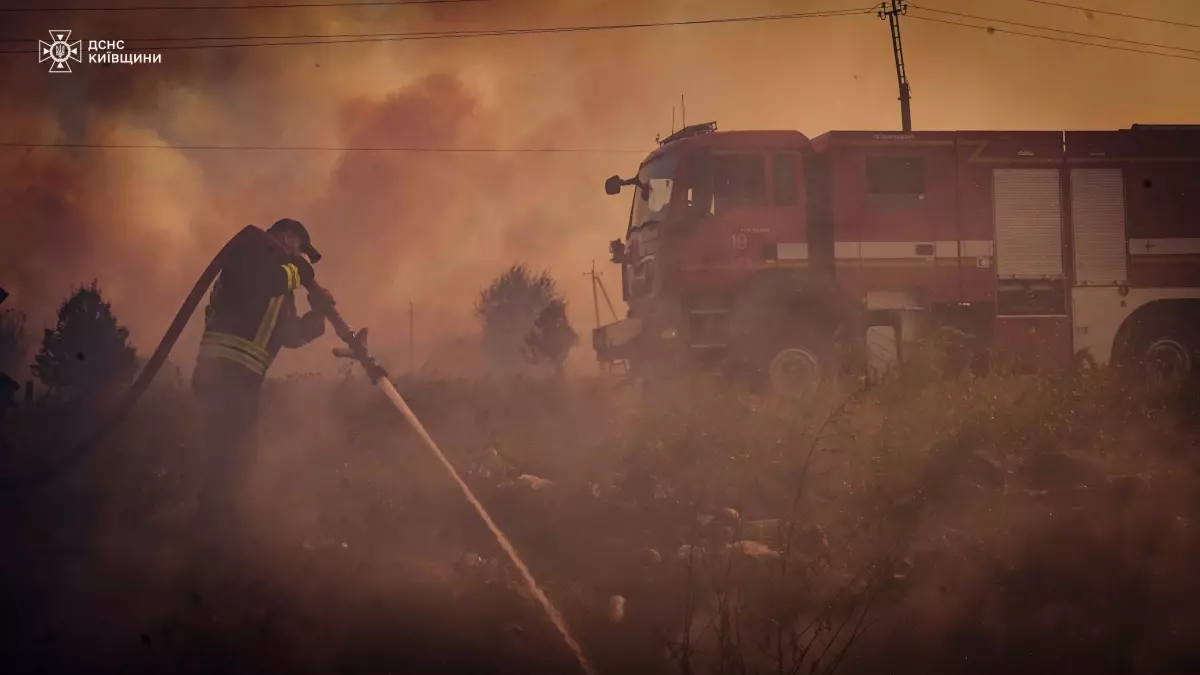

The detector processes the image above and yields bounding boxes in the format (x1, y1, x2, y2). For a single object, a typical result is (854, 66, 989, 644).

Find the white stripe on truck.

(777, 242, 808, 260)
(777, 240, 994, 261)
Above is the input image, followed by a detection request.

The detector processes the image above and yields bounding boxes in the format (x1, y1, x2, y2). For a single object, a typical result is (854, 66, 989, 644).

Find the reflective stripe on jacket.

(196, 227, 324, 378)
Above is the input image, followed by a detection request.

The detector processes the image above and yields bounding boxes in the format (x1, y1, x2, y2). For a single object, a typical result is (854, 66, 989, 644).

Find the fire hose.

(0, 226, 595, 674)
(309, 291, 595, 675)
(0, 225, 262, 493)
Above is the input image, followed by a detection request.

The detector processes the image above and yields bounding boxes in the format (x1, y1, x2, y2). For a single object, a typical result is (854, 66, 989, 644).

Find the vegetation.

(0, 285, 1197, 675)
(524, 298, 578, 379)
(475, 264, 577, 376)
(31, 282, 138, 399)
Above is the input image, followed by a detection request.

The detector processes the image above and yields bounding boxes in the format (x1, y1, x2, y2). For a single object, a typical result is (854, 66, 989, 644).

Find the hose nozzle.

(332, 328, 368, 360)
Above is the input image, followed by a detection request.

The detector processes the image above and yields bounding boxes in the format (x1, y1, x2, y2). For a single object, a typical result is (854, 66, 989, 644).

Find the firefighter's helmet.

(268, 218, 322, 264)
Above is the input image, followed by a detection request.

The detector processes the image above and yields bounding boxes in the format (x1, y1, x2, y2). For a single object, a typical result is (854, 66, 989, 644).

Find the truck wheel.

(765, 343, 826, 400)
(740, 320, 834, 400)
(1131, 315, 1197, 396)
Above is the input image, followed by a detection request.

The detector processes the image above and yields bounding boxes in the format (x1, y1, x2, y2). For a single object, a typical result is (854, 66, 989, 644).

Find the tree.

(474, 264, 576, 375)
(524, 298, 578, 379)
(33, 281, 138, 397)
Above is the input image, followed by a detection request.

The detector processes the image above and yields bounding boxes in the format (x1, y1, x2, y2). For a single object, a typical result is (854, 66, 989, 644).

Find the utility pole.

(584, 263, 620, 326)
(585, 262, 624, 375)
(879, 0, 912, 132)
(585, 261, 601, 330)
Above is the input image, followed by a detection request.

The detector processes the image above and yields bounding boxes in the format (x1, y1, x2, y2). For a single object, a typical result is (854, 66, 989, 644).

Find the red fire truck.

(593, 122, 1200, 396)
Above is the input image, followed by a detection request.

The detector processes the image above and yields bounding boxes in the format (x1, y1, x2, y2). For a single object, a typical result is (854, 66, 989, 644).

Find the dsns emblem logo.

(39, 30, 81, 73)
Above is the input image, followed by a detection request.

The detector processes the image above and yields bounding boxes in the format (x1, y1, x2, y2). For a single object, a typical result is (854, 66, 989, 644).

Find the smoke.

(1, 0, 1198, 375)
(0, 0, 645, 375)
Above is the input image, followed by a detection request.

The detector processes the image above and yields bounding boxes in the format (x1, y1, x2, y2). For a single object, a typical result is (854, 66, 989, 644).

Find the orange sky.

(0, 0, 1197, 376)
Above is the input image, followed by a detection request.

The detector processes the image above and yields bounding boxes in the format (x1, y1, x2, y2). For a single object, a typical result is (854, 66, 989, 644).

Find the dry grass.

(0, 349, 1197, 674)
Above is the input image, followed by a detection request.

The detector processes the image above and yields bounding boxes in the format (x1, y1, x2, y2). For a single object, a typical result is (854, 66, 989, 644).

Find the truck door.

(1068, 166, 1129, 362)
(713, 151, 771, 266)
(835, 143, 957, 309)
(1070, 168, 1129, 287)
(993, 168, 1066, 284)
(991, 167, 1073, 370)
(675, 150, 774, 274)
(862, 154, 939, 279)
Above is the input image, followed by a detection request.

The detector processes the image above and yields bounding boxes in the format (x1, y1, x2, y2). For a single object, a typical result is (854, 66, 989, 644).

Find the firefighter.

(190, 218, 331, 563)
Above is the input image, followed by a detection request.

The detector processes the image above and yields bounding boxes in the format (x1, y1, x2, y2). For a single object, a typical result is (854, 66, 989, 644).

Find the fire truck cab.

(595, 122, 1200, 396)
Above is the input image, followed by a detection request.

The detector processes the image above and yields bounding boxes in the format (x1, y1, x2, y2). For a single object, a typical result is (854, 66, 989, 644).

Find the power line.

(7, 9, 867, 46)
(0, 142, 651, 152)
(0, 6, 875, 53)
(1025, 0, 1200, 31)
(911, 4, 1200, 56)
(906, 13, 1200, 63)
(4, 6, 873, 48)
(0, 27, 456, 43)
(0, 0, 480, 12)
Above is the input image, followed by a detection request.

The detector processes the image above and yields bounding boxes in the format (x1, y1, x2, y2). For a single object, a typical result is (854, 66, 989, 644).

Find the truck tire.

(732, 324, 832, 400)
(764, 338, 828, 400)
(1129, 314, 1197, 396)
(726, 290, 839, 399)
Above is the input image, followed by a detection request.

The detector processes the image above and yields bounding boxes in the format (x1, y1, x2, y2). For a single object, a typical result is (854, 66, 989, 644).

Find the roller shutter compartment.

(1070, 168, 1128, 286)
(993, 168, 1065, 280)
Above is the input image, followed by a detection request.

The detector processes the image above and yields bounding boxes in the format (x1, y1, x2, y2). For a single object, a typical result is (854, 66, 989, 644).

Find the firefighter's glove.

(299, 310, 327, 342)
(307, 284, 335, 308)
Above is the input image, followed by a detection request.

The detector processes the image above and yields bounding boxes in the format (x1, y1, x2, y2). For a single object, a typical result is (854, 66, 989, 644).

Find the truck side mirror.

(605, 176, 624, 195)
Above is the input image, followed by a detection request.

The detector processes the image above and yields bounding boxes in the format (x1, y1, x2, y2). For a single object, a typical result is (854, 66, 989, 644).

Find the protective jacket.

(196, 227, 325, 379)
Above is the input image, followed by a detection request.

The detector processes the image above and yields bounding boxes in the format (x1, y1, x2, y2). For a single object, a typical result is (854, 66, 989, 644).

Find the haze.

(1, 0, 1197, 373)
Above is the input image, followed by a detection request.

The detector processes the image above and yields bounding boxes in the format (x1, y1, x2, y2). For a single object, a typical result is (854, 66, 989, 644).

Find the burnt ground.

(2, 367, 1200, 675)
(0, 457, 617, 674)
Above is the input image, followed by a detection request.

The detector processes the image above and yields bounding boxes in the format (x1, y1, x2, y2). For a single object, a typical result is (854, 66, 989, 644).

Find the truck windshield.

(629, 154, 678, 231)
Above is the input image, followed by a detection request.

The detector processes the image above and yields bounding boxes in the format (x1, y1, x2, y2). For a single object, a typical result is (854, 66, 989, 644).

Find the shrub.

(32, 281, 138, 399)
(524, 298, 578, 378)
(475, 264, 575, 375)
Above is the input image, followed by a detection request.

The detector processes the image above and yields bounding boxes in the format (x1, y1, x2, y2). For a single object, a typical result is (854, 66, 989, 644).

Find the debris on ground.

(676, 544, 705, 562)
(741, 518, 783, 545)
(468, 447, 518, 485)
(794, 524, 830, 559)
(450, 551, 504, 598)
(607, 595, 626, 624)
(728, 540, 781, 561)
(517, 473, 553, 491)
